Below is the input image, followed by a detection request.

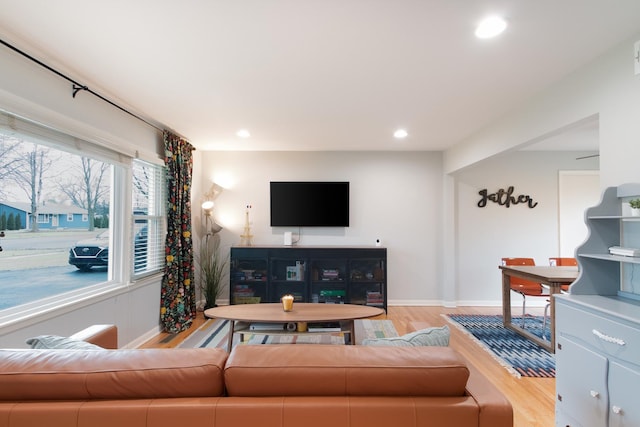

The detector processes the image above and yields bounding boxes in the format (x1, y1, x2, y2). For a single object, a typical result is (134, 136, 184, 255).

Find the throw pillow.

(361, 325, 450, 347)
(26, 335, 103, 350)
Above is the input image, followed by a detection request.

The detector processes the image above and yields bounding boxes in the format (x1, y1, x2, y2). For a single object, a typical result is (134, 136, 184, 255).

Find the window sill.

(0, 273, 162, 335)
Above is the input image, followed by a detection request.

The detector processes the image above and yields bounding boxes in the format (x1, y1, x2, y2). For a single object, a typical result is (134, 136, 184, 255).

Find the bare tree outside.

(0, 135, 23, 199)
(58, 157, 110, 231)
(7, 142, 57, 232)
(132, 161, 150, 204)
(1, 131, 111, 232)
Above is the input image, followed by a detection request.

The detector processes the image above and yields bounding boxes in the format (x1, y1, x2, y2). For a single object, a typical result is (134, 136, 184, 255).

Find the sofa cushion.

(224, 344, 469, 397)
(26, 335, 103, 350)
(0, 348, 228, 401)
(361, 325, 450, 347)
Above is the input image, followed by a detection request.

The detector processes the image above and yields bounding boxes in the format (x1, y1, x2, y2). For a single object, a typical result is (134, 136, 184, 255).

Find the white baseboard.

(389, 299, 545, 308)
(388, 299, 444, 306)
(123, 325, 162, 349)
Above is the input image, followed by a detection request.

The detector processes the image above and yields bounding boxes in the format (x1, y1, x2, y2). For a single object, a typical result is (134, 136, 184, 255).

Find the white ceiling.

(1, 0, 638, 152)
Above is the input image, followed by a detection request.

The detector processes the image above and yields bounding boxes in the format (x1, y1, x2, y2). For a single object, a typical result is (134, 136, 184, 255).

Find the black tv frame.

(270, 181, 349, 227)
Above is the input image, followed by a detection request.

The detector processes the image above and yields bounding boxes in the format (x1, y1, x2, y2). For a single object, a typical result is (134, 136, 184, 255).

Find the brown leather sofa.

(0, 325, 512, 427)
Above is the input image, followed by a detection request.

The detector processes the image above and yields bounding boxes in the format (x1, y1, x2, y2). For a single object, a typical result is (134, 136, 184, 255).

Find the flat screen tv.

(270, 181, 349, 227)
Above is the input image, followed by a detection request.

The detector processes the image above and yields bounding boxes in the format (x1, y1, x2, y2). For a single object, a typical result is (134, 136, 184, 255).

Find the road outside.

(0, 229, 108, 309)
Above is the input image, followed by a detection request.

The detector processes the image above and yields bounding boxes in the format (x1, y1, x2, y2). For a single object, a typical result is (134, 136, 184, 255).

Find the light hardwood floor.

(140, 306, 555, 427)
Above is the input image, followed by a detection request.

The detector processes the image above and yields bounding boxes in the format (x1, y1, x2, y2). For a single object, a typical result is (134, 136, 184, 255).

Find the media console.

(230, 246, 387, 311)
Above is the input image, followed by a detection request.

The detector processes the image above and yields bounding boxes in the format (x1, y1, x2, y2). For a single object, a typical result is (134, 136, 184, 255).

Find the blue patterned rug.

(444, 314, 555, 378)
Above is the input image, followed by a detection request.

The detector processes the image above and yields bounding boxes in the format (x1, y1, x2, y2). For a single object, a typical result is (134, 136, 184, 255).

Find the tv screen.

(270, 181, 349, 227)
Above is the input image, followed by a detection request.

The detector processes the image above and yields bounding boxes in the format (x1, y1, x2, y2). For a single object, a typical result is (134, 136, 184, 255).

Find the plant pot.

(631, 208, 640, 217)
(204, 301, 217, 310)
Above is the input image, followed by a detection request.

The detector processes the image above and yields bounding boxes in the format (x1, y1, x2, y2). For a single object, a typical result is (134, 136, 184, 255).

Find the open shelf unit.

(555, 183, 640, 427)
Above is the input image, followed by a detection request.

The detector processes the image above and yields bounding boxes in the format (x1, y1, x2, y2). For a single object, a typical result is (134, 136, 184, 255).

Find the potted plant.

(629, 198, 640, 216)
(198, 232, 227, 309)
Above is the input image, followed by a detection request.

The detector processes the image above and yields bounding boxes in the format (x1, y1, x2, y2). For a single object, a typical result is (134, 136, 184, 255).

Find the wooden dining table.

(500, 265, 579, 353)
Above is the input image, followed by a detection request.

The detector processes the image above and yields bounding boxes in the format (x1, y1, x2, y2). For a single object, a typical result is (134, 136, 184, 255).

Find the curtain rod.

(0, 38, 164, 133)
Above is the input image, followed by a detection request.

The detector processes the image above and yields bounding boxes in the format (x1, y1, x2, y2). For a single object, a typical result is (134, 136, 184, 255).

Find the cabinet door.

(555, 411, 585, 427)
(608, 361, 640, 427)
(556, 338, 608, 427)
(269, 257, 308, 302)
(230, 256, 268, 304)
(310, 258, 347, 303)
(348, 258, 385, 307)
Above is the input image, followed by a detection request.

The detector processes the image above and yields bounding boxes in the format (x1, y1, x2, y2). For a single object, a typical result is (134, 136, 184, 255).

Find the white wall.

(444, 30, 640, 188)
(0, 277, 161, 348)
(558, 171, 601, 256)
(199, 151, 444, 305)
(454, 151, 599, 305)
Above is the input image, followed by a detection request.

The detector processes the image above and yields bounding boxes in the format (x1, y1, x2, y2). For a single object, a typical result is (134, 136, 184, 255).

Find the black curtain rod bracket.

(72, 84, 89, 98)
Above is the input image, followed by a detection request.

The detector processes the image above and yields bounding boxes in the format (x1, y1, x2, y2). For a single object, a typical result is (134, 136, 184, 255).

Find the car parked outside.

(68, 230, 109, 271)
(68, 228, 148, 272)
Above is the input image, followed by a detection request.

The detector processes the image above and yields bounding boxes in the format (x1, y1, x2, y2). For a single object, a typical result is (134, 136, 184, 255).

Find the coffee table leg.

(348, 319, 355, 345)
(227, 320, 235, 352)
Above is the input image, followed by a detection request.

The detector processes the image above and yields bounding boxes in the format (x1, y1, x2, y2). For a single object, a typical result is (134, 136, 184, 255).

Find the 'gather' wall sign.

(478, 186, 538, 209)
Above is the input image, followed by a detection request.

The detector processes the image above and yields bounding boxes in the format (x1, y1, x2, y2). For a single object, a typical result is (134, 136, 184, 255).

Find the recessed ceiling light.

(393, 129, 408, 139)
(236, 129, 251, 138)
(475, 16, 507, 39)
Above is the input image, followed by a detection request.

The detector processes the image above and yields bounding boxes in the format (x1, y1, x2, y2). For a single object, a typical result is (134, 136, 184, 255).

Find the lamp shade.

(201, 200, 214, 214)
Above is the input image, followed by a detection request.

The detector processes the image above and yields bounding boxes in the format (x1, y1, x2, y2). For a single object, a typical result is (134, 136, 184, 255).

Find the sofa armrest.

(69, 324, 118, 349)
(464, 360, 513, 427)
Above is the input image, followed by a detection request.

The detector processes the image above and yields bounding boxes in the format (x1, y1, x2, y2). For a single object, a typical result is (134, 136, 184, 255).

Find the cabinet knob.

(612, 406, 623, 415)
(589, 390, 600, 398)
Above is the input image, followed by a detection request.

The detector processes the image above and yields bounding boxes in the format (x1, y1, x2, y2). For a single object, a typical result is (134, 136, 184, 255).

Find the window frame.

(0, 110, 164, 329)
(131, 159, 167, 279)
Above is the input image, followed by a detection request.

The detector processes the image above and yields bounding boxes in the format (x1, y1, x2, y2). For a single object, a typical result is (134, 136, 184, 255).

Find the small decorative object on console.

(239, 204, 254, 246)
(281, 294, 294, 312)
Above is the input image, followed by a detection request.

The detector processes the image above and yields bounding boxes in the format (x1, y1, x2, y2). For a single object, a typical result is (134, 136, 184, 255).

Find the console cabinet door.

(556, 338, 608, 427)
(608, 361, 640, 427)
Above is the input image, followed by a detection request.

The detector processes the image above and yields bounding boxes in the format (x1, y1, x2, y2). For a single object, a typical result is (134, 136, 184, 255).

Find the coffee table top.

(205, 303, 384, 323)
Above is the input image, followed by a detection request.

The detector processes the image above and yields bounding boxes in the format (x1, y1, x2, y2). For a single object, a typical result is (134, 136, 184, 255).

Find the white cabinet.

(556, 298, 640, 426)
(608, 361, 640, 427)
(555, 184, 640, 427)
(555, 335, 607, 426)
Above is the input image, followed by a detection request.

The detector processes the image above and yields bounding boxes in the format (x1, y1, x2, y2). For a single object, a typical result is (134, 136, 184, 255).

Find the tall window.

(132, 159, 166, 276)
(0, 112, 139, 319)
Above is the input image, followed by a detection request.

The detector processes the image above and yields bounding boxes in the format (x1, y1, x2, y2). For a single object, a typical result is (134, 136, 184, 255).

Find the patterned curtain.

(160, 131, 196, 333)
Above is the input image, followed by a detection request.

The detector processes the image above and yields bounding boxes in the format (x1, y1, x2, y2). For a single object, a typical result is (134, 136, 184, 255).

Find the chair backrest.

(501, 257, 541, 290)
(549, 257, 577, 266)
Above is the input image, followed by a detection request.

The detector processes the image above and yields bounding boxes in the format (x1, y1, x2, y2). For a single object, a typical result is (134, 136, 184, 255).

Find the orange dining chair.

(548, 257, 577, 266)
(501, 257, 549, 328)
(548, 257, 577, 292)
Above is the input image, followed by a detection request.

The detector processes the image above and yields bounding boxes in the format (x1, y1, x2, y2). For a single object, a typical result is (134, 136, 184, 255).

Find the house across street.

(0, 201, 89, 230)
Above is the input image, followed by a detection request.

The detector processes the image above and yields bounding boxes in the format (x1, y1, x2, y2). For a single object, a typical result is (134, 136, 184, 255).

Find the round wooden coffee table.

(204, 303, 385, 351)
